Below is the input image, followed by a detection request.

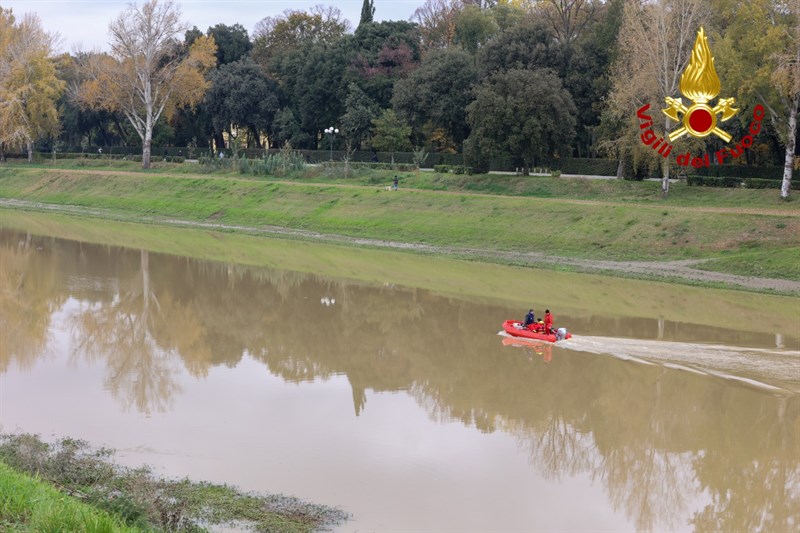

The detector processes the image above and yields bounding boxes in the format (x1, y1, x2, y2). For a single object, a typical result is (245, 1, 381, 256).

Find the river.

(1, 219, 798, 532)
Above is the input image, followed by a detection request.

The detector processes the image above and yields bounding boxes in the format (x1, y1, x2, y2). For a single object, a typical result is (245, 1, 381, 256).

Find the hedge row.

(691, 164, 784, 180)
(0, 152, 186, 163)
(687, 175, 798, 189)
(551, 158, 619, 176)
(320, 161, 418, 172)
(433, 165, 474, 174)
(45, 146, 192, 157)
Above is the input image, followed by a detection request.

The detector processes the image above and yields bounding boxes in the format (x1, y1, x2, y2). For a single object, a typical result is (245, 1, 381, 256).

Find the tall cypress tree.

(359, 0, 375, 27)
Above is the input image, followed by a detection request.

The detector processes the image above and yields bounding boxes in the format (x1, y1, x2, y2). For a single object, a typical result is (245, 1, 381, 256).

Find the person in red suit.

(544, 310, 553, 334)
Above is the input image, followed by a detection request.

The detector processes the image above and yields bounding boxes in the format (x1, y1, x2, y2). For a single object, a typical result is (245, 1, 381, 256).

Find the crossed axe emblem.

(663, 97, 738, 143)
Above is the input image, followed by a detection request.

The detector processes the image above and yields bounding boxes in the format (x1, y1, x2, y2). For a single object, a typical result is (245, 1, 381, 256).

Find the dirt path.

(3, 198, 799, 294)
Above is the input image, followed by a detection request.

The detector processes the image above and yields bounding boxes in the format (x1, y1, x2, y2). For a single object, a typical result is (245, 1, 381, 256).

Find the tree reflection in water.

(0, 234, 63, 372)
(70, 250, 183, 414)
(2, 231, 798, 531)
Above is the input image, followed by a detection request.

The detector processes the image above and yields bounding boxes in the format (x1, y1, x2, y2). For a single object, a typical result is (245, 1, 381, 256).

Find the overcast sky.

(2, 0, 422, 53)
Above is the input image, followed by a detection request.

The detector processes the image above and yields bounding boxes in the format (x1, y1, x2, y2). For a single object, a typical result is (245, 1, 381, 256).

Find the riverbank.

(1, 163, 798, 291)
(0, 434, 347, 532)
(0, 461, 140, 533)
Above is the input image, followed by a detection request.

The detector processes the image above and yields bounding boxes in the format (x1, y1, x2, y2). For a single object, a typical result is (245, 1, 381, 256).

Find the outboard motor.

(556, 328, 567, 341)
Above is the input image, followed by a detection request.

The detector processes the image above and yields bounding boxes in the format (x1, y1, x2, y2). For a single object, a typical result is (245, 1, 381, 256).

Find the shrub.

(694, 164, 783, 180)
(434, 165, 450, 173)
(322, 161, 416, 172)
(552, 158, 618, 176)
(198, 153, 234, 170)
(687, 175, 743, 188)
(412, 147, 429, 168)
(236, 149, 306, 176)
(743, 177, 800, 190)
(744, 177, 779, 189)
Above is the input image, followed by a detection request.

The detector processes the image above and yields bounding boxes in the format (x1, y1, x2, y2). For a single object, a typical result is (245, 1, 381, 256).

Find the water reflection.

(69, 250, 183, 414)
(0, 232, 63, 372)
(1, 230, 798, 531)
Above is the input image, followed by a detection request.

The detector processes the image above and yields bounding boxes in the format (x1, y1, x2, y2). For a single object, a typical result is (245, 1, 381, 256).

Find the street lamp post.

(324, 127, 338, 161)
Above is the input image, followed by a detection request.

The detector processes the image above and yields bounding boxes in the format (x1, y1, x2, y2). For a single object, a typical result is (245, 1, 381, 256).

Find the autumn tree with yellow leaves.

(710, 0, 799, 198)
(78, 0, 216, 168)
(0, 8, 64, 162)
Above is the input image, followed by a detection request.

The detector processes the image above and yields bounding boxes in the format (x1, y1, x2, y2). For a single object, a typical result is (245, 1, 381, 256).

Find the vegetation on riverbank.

(0, 433, 347, 532)
(4, 159, 797, 209)
(0, 461, 140, 533)
(1, 164, 798, 283)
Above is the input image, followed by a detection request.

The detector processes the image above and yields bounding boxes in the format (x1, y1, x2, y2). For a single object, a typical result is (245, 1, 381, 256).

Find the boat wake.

(500, 332, 800, 394)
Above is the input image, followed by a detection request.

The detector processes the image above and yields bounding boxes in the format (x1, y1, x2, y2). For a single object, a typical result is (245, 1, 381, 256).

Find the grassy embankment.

(1, 161, 798, 281)
(4, 209, 798, 333)
(0, 462, 141, 533)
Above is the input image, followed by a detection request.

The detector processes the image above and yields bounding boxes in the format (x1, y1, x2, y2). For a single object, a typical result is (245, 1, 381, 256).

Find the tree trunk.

(661, 117, 671, 196)
(214, 132, 225, 155)
(250, 126, 262, 149)
(27, 140, 33, 163)
(781, 93, 797, 200)
(142, 128, 152, 170)
(616, 157, 624, 179)
(114, 119, 129, 144)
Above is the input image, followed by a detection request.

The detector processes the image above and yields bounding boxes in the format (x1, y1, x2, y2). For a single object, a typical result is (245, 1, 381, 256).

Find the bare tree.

(78, 0, 215, 168)
(412, 0, 462, 50)
(536, 0, 597, 43)
(608, 0, 710, 195)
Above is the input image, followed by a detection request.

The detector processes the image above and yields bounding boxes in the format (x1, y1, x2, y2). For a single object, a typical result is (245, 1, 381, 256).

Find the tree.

(0, 8, 64, 161)
(466, 68, 576, 173)
(562, 0, 625, 157)
(341, 83, 380, 149)
(205, 59, 280, 149)
(475, 17, 564, 80)
(78, 0, 216, 168)
(711, 0, 798, 198)
(454, 4, 500, 54)
(252, 6, 350, 68)
(58, 53, 130, 148)
(606, 0, 710, 194)
(206, 23, 252, 65)
(359, 0, 376, 27)
(412, 0, 462, 50)
(392, 48, 477, 145)
(351, 21, 421, 108)
(491, 1, 530, 29)
(272, 107, 309, 148)
(271, 40, 352, 148)
(370, 109, 412, 163)
(536, 0, 597, 44)
(773, 2, 799, 198)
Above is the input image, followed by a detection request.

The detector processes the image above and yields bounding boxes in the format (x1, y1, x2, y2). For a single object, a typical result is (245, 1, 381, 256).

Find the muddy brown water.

(1, 229, 798, 532)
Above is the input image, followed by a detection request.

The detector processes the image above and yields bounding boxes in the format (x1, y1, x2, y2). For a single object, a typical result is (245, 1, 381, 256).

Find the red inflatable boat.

(502, 320, 572, 343)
